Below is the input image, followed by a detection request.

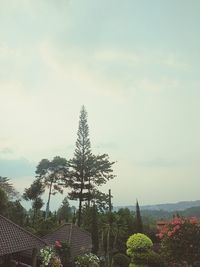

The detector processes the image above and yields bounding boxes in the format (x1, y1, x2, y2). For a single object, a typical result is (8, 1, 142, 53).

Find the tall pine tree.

(135, 199, 143, 233)
(68, 106, 92, 226)
(68, 106, 115, 226)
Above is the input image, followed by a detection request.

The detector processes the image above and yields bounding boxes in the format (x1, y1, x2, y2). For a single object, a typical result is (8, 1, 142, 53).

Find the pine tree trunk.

(110, 227, 118, 267)
(106, 224, 111, 267)
(78, 196, 82, 226)
(78, 179, 84, 226)
(88, 177, 91, 207)
(45, 182, 53, 220)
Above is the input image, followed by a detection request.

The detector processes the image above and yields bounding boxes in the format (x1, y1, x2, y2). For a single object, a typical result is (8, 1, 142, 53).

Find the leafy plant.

(75, 253, 100, 267)
(40, 246, 63, 267)
(112, 253, 130, 267)
(126, 233, 153, 255)
(54, 240, 70, 266)
(126, 234, 157, 267)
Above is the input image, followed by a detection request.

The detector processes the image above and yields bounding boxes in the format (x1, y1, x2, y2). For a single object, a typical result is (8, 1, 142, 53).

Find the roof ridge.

(68, 223, 73, 245)
(0, 215, 47, 245)
(42, 222, 72, 239)
(72, 224, 91, 237)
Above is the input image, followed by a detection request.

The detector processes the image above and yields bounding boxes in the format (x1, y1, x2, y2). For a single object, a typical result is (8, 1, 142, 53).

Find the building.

(0, 215, 46, 267)
(43, 223, 92, 261)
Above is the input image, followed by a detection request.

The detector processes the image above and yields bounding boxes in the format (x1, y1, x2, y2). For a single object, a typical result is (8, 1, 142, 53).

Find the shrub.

(126, 233, 153, 256)
(113, 253, 130, 267)
(54, 240, 70, 266)
(129, 263, 147, 267)
(40, 246, 63, 267)
(75, 253, 99, 267)
(158, 216, 200, 266)
(126, 233, 161, 267)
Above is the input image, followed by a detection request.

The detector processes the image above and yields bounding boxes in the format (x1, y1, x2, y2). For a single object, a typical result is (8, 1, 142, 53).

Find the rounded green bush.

(126, 233, 153, 256)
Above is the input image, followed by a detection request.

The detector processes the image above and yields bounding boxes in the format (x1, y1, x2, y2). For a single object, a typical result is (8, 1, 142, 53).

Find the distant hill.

(114, 200, 200, 212)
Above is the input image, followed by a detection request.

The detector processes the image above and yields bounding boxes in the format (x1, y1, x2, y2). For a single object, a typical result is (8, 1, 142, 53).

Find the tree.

(135, 200, 143, 233)
(68, 106, 92, 227)
(126, 233, 161, 267)
(7, 200, 27, 226)
(68, 106, 115, 226)
(82, 204, 99, 254)
(36, 156, 68, 219)
(57, 197, 72, 223)
(0, 176, 19, 199)
(23, 178, 45, 224)
(0, 187, 8, 215)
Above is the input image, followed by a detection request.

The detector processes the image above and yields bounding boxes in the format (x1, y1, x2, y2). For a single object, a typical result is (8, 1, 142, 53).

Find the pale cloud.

(94, 49, 142, 63)
(134, 77, 180, 93)
(93, 48, 189, 71)
(161, 53, 190, 70)
(0, 42, 19, 58)
(39, 42, 128, 99)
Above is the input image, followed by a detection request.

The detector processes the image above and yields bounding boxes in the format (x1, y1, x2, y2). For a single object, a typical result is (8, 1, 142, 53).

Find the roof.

(0, 215, 46, 256)
(43, 223, 92, 259)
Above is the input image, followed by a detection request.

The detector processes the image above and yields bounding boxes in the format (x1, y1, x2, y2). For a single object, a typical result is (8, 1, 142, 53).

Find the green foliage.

(68, 106, 115, 226)
(55, 240, 70, 266)
(75, 253, 99, 267)
(129, 263, 147, 267)
(0, 176, 19, 199)
(67, 106, 92, 226)
(7, 200, 27, 226)
(23, 178, 45, 201)
(147, 251, 164, 266)
(126, 233, 153, 256)
(126, 234, 156, 267)
(57, 197, 72, 223)
(112, 253, 130, 267)
(131, 251, 163, 266)
(23, 178, 44, 224)
(82, 205, 99, 254)
(35, 216, 58, 236)
(36, 156, 68, 219)
(0, 187, 8, 215)
(40, 246, 62, 267)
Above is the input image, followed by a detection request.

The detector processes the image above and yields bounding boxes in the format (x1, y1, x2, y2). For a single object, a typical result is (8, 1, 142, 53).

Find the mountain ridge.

(114, 200, 200, 212)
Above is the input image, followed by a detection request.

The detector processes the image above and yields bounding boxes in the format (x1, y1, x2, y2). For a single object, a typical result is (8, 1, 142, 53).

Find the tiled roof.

(43, 223, 92, 259)
(0, 215, 46, 256)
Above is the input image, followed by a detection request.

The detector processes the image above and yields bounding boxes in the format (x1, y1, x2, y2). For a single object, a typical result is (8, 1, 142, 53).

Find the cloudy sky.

(0, 0, 200, 209)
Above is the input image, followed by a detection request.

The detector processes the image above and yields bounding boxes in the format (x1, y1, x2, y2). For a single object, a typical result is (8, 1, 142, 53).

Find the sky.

(0, 0, 200, 210)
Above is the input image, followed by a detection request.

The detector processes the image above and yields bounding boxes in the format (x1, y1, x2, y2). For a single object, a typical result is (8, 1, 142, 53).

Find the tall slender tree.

(135, 199, 143, 233)
(68, 106, 92, 226)
(68, 106, 115, 226)
(36, 156, 68, 219)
